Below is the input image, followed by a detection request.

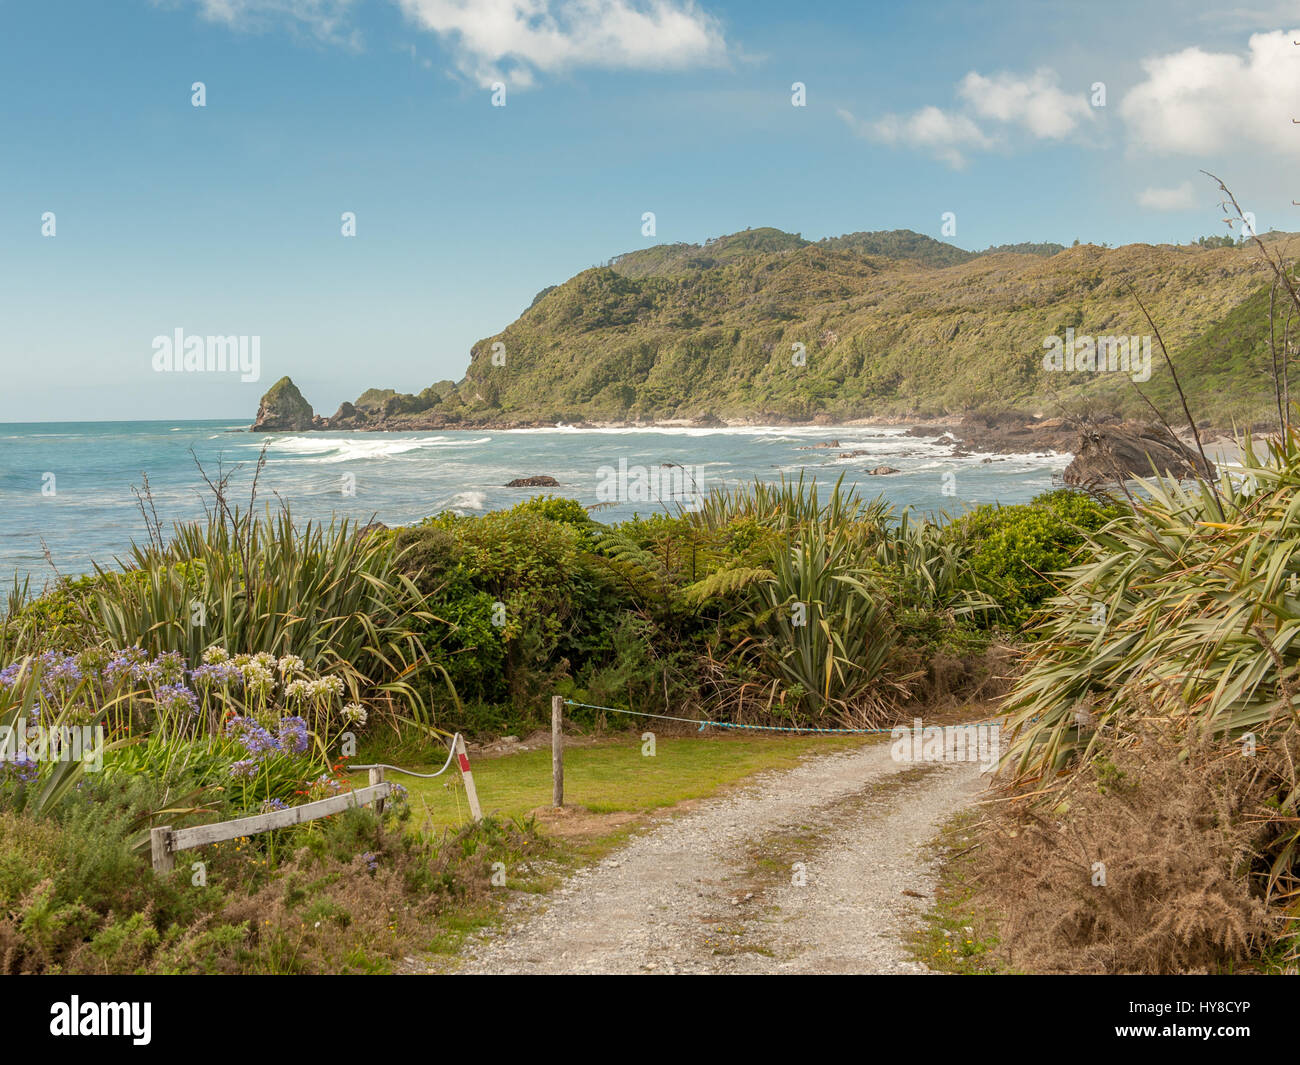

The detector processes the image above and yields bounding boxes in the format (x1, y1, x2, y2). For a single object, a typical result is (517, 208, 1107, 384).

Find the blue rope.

(564, 698, 901, 735)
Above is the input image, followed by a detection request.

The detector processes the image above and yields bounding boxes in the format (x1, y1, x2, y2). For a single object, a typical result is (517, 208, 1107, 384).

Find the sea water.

(0, 420, 1070, 587)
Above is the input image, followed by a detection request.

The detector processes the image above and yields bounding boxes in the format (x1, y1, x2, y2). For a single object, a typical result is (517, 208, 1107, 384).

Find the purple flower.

(46, 654, 83, 684)
(104, 647, 149, 684)
(225, 715, 281, 757)
(0, 663, 22, 691)
(0, 755, 38, 784)
(136, 651, 186, 686)
(190, 661, 241, 686)
(229, 759, 258, 779)
(360, 851, 378, 872)
(277, 716, 310, 756)
(157, 683, 200, 716)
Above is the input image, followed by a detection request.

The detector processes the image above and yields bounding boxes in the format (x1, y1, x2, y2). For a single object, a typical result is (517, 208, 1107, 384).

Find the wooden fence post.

(369, 767, 386, 815)
(151, 826, 174, 874)
(552, 694, 564, 808)
(455, 734, 483, 822)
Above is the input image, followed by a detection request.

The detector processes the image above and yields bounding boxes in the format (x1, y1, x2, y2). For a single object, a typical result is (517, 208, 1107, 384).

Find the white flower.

(241, 663, 276, 694)
(202, 646, 230, 665)
(278, 654, 305, 675)
(342, 702, 368, 726)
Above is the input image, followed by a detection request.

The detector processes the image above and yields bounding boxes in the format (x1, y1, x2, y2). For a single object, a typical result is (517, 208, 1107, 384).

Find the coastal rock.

(1062, 422, 1215, 486)
(506, 475, 560, 488)
(868, 465, 900, 475)
(905, 425, 960, 439)
(838, 450, 868, 458)
(252, 376, 314, 432)
(328, 401, 363, 427)
(953, 412, 1075, 455)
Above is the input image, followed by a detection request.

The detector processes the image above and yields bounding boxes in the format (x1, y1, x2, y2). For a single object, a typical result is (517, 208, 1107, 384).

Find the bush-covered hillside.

(303, 227, 1288, 431)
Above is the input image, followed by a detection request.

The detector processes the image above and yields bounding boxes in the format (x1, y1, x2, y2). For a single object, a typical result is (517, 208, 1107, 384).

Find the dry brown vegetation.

(967, 724, 1291, 973)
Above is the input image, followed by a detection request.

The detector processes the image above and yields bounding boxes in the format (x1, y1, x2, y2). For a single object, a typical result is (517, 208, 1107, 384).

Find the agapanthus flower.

(225, 715, 281, 757)
(277, 715, 310, 755)
(277, 655, 304, 675)
(239, 663, 276, 698)
(0, 755, 39, 785)
(150, 651, 187, 686)
(0, 662, 23, 691)
(103, 647, 149, 684)
(313, 773, 345, 795)
(229, 759, 258, 779)
(156, 683, 200, 717)
(190, 660, 241, 686)
(303, 676, 345, 700)
(341, 702, 367, 727)
(202, 646, 230, 665)
(45, 653, 84, 685)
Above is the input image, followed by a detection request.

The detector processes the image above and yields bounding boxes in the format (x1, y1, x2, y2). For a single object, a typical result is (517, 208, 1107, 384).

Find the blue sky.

(2, 0, 1298, 421)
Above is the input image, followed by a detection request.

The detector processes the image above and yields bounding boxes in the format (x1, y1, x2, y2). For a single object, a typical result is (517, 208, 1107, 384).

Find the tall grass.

(84, 509, 437, 712)
(690, 472, 892, 533)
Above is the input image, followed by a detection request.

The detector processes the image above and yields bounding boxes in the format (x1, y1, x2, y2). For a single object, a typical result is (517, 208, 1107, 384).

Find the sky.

(2, 0, 1299, 422)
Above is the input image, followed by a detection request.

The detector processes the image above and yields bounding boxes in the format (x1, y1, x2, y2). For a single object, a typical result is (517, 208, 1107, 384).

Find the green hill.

(263, 228, 1292, 430)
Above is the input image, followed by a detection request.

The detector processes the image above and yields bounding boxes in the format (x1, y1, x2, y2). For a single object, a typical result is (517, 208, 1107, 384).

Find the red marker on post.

(454, 733, 483, 822)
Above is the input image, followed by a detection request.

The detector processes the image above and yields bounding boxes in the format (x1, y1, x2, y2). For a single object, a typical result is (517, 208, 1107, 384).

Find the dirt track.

(444, 740, 987, 975)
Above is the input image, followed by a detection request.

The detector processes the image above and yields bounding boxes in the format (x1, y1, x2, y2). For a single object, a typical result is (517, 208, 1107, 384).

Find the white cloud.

(191, 0, 360, 44)
(396, 0, 729, 87)
(840, 105, 991, 169)
(843, 66, 1091, 169)
(1120, 29, 1300, 155)
(1137, 181, 1198, 209)
(958, 69, 1091, 139)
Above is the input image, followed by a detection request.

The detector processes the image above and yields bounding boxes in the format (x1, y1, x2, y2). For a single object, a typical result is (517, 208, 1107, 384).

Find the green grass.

(910, 811, 1010, 974)
(375, 731, 876, 834)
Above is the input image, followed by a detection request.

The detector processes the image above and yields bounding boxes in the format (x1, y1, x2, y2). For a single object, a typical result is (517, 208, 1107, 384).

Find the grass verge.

(909, 810, 1009, 974)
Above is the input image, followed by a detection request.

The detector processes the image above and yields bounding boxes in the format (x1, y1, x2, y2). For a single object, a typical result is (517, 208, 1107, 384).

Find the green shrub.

(949, 489, 1121, 627)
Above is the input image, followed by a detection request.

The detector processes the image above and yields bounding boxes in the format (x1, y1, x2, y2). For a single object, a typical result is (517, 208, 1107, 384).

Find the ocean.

(0, 420, 1070, 588)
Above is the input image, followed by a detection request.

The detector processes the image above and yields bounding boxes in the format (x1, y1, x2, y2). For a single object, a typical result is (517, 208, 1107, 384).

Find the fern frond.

(681, 567, 773, 605)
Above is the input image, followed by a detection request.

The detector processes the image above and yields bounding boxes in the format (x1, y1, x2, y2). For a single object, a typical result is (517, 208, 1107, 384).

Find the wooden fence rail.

(150, 769, 393, 874)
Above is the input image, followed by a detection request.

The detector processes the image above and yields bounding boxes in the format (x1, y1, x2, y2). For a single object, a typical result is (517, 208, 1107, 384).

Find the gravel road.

(446, 739, 987, 975)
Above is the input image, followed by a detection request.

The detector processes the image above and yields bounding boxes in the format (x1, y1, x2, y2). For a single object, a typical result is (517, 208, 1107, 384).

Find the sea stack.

(252, 376, 314, 432)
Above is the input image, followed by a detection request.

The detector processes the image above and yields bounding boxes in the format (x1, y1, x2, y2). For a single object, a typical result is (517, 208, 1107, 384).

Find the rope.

(566, 699, 902, 734)
(347, 732, 463, 778)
